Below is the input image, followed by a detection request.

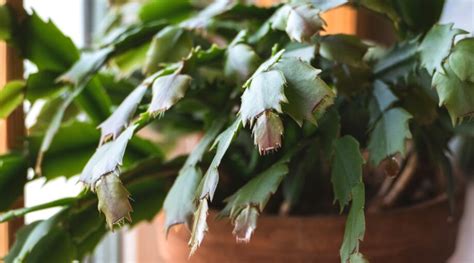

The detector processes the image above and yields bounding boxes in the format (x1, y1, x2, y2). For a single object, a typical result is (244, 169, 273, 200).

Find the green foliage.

(4, 222, 40, 262)
(139, 0, 192, 23)
(148, 73, 192, 115)
(100, 20, 166, 52)
(275, 56, 335, 125)
(34, 86, 92, 175)
(240, 70, 287, 126)
(188, 195, 209, 255)
(368, 80, 398, 126)
(29, 120, 162, 180)
(283, 44, 316, 63)
(349, 252, 369, 263)
(373, 39, 418, 83)
(0, 153, 27, 210)
(126, 174, 167, 224)
(163, 120, 224, 233)
(25, 71, 62, 102)
(231, 206, 259, 243)
(0, 1, 472, 261)
(282, 141, 319, 211)
(252, 111, 284, 154)
(6, 211, 66, 262)
(98, 82, 148, 142)
(353, 0, 445, 35)
(391, 0, 445, 34)
(457, 136, 474, 178)
(331, 136, 364, 210)
(0, 80, 25, 119)
(58, 47, 114, 85)
(224, 31, 260, 84)
(0, 5, 12, 41)
(271, 2, 325, 43)
(448, 38, 474, 82)
(34, 44, 117, 173)
(3, 154, 171, 262)
(112, 43, 150, 75)
(190, 118, 241, 253)
(353, 0, 399, 27)
(319, 34, 370, 67)
(221, 158, 290, 241)
(29, 121, 100, 180)
(196, 118, 242, 201)
(79, 125, 136, 186)
(23, 228, 76, 263)
(96, 174, 132, 228)
(340, 182, 366, 263)
(432, 64, 474, 125)
(165, 166, 202, 227)
(222, 157, 290, 217)
(419, 23, 466, 74)
(143, 26, 193, 74)
(20, 12, 79, 72)
(74, 77, 113, 124)
(318, 107, 341, 154)
(368, 108, 412, 166)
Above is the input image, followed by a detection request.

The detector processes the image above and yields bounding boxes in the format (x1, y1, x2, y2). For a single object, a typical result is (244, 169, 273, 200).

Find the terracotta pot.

(155, 195, 462, 263)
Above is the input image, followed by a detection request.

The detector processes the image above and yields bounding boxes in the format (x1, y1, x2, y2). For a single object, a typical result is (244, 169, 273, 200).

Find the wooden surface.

(0, 0, 25, 257)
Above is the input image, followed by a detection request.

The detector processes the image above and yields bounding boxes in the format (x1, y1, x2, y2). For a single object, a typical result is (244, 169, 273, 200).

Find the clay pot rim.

(217, 193, 454, 221)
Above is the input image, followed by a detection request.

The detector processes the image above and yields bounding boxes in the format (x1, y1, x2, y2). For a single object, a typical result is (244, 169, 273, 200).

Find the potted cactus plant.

(0, 0, 473, 262)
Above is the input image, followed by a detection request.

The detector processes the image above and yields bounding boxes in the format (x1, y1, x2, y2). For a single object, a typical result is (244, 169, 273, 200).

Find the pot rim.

(211, 193, 459, 221)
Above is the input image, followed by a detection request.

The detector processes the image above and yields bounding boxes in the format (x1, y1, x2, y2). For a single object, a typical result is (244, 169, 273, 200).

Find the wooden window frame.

(0, 0, 24, 257)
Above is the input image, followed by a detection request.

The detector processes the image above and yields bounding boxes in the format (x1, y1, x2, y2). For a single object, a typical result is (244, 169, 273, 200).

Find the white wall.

(23, 0, 85, 224)
(440, 0, 474, 34)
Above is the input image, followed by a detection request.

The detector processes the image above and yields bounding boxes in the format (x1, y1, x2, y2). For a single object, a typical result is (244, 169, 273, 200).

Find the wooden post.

(322, 5, 358, 35)
(0, 0, 24, 257)
(356, 7, 396, 45)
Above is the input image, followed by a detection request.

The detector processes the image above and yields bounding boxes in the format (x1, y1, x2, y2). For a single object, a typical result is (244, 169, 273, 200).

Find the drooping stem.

(0, 197, 78, 223)
(382, 154, 418, 207)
